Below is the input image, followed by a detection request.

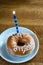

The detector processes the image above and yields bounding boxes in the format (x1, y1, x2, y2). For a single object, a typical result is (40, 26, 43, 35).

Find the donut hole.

(17, 40, 25, 46)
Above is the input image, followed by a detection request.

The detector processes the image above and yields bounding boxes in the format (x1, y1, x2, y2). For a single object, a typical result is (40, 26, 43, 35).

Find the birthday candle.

(13, 11, 19, 33)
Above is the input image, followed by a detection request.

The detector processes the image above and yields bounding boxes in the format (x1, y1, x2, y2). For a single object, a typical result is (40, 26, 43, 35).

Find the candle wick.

(13, 11, 16, 14)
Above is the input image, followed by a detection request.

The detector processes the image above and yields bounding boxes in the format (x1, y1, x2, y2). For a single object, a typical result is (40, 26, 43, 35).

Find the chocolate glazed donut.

(7, 33, 35, 56)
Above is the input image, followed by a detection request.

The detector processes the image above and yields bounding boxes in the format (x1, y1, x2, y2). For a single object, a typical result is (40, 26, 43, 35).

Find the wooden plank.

(0, 25, 43, 64)
(0, 6, 43, 25)
(0, 0, 43, 64)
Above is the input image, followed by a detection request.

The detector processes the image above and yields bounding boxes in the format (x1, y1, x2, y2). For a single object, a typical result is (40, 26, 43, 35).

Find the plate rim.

(0, 27, 39, 63)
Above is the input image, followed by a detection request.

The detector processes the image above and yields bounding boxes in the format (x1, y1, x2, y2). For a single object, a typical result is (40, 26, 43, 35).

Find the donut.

(7, 33, 35, 56)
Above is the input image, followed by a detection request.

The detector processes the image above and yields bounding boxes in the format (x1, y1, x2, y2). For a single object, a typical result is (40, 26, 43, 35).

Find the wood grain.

(0, 0, 43, 65)
(0, 0, 43, 25)
(0, 24, 43, 65)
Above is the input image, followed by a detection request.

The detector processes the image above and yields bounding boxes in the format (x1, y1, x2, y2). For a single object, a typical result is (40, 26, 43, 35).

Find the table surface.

(0, 0, 43, 65)
(0, 25, 43, 65)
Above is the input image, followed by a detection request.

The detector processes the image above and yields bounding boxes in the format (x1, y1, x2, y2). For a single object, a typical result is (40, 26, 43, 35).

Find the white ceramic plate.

(0, 27, 39, 63)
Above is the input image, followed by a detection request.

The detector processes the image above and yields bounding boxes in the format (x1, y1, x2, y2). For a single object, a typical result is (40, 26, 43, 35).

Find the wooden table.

(0, 0, 43, 65)
(0, 24, 43, 65)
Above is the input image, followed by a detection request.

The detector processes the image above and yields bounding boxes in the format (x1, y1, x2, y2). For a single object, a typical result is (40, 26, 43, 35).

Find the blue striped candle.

(13, 11, 19, 34)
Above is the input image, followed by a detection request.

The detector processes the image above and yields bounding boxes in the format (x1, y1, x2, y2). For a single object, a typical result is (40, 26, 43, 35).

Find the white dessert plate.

(0, 27, 39, 63)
